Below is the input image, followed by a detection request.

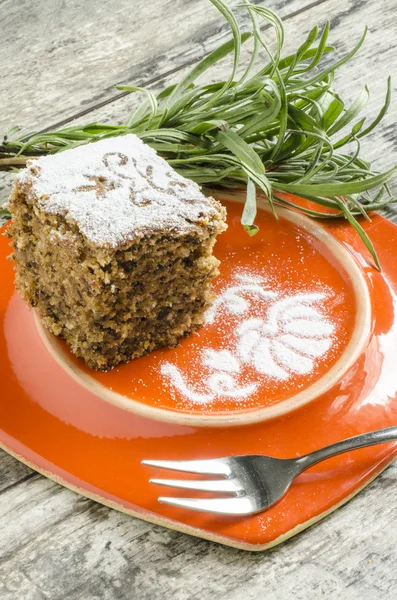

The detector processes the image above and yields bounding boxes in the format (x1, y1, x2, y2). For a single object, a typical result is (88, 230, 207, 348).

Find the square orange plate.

(1, 195, 397, 550)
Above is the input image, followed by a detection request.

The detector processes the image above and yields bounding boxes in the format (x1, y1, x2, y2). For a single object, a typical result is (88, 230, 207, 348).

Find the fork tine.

(158, 496, 255, 515)
(150, 478, 241, 494)
(142, 459, 231, 476)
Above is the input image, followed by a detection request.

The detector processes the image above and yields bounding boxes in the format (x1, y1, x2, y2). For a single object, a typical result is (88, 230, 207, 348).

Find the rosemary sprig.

(1, 0, 395, 267)
(0, 207, 11, 218)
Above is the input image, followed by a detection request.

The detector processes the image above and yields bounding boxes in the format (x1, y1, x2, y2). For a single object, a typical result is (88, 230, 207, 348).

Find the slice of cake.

(7, 134, 227, 370)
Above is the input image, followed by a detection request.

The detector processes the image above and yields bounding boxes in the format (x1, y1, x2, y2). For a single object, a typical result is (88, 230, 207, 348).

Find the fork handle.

(295, 426, 397, 472)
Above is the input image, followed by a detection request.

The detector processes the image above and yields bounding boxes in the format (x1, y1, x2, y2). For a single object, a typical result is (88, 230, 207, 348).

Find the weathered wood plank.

(0, 462, 395, 599)
(1, 0, 395, 210)
(0, 476, 151, 561)
(0, 451, 35, 493)
(0, 0, 319, 135)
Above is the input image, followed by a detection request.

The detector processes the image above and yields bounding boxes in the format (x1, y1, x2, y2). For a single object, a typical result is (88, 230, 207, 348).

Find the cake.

(7, 134, 227, 371)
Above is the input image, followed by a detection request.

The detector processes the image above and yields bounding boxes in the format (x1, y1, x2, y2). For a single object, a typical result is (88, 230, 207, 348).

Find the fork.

(142, 426, 397, 515)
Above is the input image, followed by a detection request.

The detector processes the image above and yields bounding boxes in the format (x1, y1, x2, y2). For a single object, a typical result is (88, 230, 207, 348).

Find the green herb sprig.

(1, 0, 395, 267)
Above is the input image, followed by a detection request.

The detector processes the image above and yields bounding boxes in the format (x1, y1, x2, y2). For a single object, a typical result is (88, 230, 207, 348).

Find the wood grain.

(0, 0, 326, 211)
(0, 0, 396, 597)
(0, 0, 319, 135)
(66, 0, 396, 178)
(1, 0, 395, 209)
(0, 452, 35, 493)
(0, 464, 395, 599)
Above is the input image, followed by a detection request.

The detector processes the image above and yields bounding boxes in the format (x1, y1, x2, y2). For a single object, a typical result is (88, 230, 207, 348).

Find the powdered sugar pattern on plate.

(18, 134, 222, 246)
(160, 273, 336, 405)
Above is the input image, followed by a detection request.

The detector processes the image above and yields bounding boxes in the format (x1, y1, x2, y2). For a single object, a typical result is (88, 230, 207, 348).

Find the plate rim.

(33, 193, 372, 427)
(0, 436, 394, 552)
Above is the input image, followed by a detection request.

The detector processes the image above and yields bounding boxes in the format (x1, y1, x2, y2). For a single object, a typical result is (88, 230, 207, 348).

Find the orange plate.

(1, 198, 397, 550)
(32, 197, 372, 427)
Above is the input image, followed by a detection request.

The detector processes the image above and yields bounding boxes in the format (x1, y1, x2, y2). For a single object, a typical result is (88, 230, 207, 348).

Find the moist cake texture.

(7, 134, 227, 370)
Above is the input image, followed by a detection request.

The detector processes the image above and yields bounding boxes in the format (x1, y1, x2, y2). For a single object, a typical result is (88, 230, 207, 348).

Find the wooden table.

(0, 1, 396, 598)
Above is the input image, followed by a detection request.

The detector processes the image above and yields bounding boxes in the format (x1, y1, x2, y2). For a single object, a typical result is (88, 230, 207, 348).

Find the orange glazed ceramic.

(1, 195, 397, 550)
(34, 195, 371, 427)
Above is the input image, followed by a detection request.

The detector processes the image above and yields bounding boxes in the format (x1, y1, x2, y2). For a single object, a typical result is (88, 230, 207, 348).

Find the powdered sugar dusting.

(18, 134, 222, 246)
(160, 272, 338, 406)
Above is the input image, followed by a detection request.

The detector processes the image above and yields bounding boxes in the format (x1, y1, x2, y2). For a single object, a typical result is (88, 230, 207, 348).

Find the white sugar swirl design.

(236, 293, 334, 380)
(160, 274, 336, 405)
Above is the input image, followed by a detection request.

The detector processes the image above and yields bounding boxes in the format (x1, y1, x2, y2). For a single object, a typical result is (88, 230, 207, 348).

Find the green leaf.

(0, 207, 11, 218)
(285, 25, 319, 79)
(335, 197, 380, 269)
(277, 45, 334, 72)
(4, 125, 21, 140)
(238, 0, 260, 85)
(274, 165, 397, 196)
(297, 21, 330, 73)
(116, 85, 158, 129)
(165, 16, 249, 110)
(182, 120, 229, 135)
(323, 96, 344, 130)
(245, 5, 284, 75)
(289, 27, 368, 91)
(241, 177, 259, 235)
(270, 75, 287, 159)
(243, 224, 259, 235)
(217, 130, 265, 174)
(357, 76, 392, 138)
(238, 81, 281, 137)
(327, 87, 369, 136)
(138, 129, 205, 146)
(288, 104, 323, 133)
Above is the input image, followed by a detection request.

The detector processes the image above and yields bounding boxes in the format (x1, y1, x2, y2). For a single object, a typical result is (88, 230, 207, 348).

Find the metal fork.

(143, 426, 397, 515)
